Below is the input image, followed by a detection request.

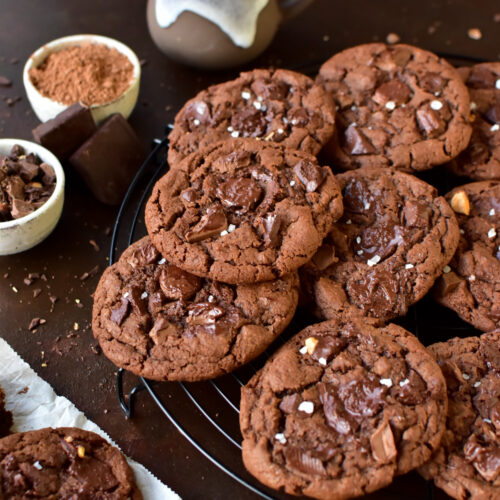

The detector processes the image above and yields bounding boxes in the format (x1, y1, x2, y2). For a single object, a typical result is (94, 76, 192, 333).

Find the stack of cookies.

(92, 43, 499, 500)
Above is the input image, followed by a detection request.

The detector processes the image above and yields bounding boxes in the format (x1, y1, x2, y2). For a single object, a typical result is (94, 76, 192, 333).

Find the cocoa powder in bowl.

(29, 43, 134, 106)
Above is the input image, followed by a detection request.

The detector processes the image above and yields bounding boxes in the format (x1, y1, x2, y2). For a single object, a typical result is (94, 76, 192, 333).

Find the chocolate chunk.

(293, 161, 325, 193)
(251, 79, 288, 100)
(18, 160, 39, 182)
(344, 125, 375, 155)
(318, 383, 359, 434)
(420, 72, 446, 93)
(373, 80, 412, 105)
(340, 375, 387, 418)
(485, 103, 500, 124)
(279, 394, 301, 414)
(216, 177, 263, 212)
(110, 298, 130, 326)
(463, 435, 500, 481)
(186, 302, 225, 326)
(262, 213, 282, 247)
(184, 100, 211, 125)
(149, 316, 177, 344)
(370, 421, 397, 463)
(343, 178, 373, 214)
(69, 113, 145, 205)
(435, 271, 463, 296)
(5, 176, 25, 201)
(32, 103, 97, 160)
(403, 200, 432, 228)
(396, 371, 427, 405)
(416, 106, 446, 137)
(230, 107, 267, 137)
(128, 286, 148, 316)
(39, 163, 56, 185)
(128, 241, 159, 268)
(159, 265, 202, 301)
(310, 336, 346, 364)
(185, 205, 227, 243)
(391, 47, 412, 67)
(283, 446, 327, 476)
(181, 188, 198, 207)
(0, 76, 12, 87)
(11, 199, 35, 219)
(356, 222, 406, 260)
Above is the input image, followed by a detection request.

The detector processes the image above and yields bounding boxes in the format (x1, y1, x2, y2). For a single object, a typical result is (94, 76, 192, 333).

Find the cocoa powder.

(29, 43, 134, 106)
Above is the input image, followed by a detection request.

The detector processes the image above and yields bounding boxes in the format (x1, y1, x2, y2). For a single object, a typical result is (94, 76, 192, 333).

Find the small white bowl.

(23, 34, 141, 124)
(0, 139, 65, 255)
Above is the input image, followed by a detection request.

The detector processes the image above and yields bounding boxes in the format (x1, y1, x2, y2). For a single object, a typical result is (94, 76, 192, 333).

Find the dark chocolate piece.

(32, 103, 97, 160)
(69, 114, 145, 205)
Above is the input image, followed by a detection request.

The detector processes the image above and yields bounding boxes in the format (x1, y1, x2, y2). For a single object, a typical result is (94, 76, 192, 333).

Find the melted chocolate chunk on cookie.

(318, 43, 471, 172)
(168, 68, 336, 166)
(92, 236, 299, 381)
(185, 205, 228, 243)
(146, 139, 342, 284)
(293, 160, 325, 193)
(241, 318, 447, 500)
(303, 167, 459, 322)
(159, 265, 201, 301)
(420, 333, 500, 499)
(216, 177, 263, 211)
(434, 181, 500, 331)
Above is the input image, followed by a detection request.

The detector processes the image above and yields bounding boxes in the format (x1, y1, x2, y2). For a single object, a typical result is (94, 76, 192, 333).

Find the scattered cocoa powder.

(29, 43, 134, 106)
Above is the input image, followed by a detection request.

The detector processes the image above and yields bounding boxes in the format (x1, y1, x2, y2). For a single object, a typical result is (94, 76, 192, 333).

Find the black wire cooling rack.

(110, 54, 483, 499)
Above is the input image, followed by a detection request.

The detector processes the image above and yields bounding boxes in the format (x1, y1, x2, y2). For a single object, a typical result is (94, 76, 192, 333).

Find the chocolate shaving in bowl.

(0, 145, 56, 221)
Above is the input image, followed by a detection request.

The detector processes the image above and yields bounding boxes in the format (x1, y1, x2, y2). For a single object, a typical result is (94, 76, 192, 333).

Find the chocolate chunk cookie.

(433, 181, 500, 331)
(317, 43, 471, 172)
(92, 237, 299, 381)
(0, 427, 142, 499)
(0, 385, 12, 439)
(146, 139, 343, 284)
(448, 63, 500, 181)
(419, 332, 500, 500)
(302, 168, 459, 323)
(240, 318, 447, 500)
(168, 68, 336, 166)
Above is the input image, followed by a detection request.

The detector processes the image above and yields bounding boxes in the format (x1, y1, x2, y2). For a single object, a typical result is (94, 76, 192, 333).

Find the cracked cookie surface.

(448, 63, 500, 181)
(302, 167, 459, 323)
(146, 138, 343, 284)
(419, 332, 500, 500)
(240, 318, 447, 500)
(92, 237, 299, 381)
(433, 181, 500, 331)
(168, 68, 336, 166)
(317, 43, 471, 172)
(0, 427, 142, 499)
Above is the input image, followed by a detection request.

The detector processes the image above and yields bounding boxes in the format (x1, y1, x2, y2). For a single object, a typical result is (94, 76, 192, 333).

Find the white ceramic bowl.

(23, 34, 141, 124)
(0, 139, 65, 255)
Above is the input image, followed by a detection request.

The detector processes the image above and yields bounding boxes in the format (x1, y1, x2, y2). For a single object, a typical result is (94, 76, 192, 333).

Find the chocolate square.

(32, 103, 97, 160)
(69, 113, 145, 205)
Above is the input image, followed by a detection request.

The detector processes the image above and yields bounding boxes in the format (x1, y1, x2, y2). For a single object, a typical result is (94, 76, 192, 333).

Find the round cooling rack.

(110, 53, 484, 499)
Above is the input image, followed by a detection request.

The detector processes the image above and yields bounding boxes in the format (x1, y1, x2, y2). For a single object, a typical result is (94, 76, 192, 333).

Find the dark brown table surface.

(0, 1, 498, 499)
